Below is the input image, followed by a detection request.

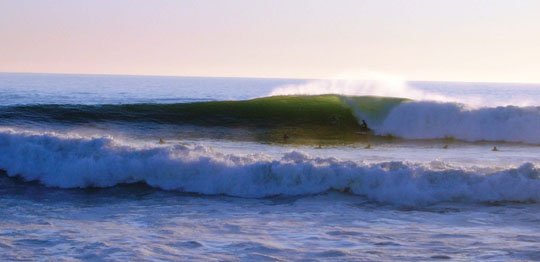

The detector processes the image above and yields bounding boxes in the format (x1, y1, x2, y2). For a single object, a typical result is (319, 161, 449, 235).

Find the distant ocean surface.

(1, 73, 540, 261)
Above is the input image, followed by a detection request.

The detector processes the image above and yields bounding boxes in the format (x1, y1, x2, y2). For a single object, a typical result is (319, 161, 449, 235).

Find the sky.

(1, 0, 539, 83)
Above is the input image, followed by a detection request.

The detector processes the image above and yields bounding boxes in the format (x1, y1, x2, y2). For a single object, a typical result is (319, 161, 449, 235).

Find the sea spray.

(268, 71, 447, 101)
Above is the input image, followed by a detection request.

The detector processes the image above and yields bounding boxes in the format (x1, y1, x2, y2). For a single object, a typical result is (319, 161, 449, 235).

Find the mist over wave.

(3, 73, 540, 144)
(269, 72, 448, 102)
(1, 129, 539, 206)
(265, 72, 540, 144)
(269, 72, 540, 107)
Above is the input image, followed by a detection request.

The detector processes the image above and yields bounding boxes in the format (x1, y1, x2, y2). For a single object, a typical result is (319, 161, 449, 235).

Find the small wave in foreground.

(1, 130, 539, 206)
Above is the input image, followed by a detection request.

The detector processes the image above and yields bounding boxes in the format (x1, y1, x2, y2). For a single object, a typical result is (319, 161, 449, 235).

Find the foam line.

(1, 130, 539, 206)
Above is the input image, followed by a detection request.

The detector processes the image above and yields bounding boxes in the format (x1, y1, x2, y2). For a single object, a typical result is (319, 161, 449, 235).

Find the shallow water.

(2, 180, 539, 261)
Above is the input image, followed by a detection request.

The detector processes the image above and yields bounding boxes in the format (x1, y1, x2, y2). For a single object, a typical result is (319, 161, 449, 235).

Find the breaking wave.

(1, 130, 539, 206)
(3, 94, 540, 144)
(378, 101, 540, 144)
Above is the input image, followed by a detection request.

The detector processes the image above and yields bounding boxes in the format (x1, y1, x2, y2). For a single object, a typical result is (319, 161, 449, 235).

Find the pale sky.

(1, 0, 539, 83)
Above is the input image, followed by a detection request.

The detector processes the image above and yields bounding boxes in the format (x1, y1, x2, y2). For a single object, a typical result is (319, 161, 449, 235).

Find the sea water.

(1, 73, 540, 261)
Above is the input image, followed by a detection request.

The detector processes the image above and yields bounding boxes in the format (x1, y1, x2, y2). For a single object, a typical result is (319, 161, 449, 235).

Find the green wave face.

(119, 95, 406, 136)
(0, 95, 407, 144)
(231, 95, 407, 143)
(340, 96, 408, 126)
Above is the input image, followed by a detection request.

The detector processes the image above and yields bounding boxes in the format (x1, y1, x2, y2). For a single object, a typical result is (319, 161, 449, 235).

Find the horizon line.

(2, 71, 540, 85)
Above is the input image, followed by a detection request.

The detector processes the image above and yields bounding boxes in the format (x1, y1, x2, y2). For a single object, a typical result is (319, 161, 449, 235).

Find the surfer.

(361, 120, 369, 130)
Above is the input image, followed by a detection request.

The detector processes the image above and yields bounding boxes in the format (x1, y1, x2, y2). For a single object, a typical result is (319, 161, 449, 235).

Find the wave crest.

(1, 130, 539, 206)
(3, 95, 540, 144)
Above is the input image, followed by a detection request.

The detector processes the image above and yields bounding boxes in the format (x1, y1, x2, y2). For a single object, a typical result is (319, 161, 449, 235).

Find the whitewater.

(1, 73, 540, 261)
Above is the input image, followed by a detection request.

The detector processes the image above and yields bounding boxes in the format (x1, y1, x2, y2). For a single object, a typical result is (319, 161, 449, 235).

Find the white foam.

(269, 73, 540, 144)
(1, 130, 539, 206)
(378, 101, 540, 144)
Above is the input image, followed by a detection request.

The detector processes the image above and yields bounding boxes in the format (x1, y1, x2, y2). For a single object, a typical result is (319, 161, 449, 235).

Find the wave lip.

(1, 130, 540, 206)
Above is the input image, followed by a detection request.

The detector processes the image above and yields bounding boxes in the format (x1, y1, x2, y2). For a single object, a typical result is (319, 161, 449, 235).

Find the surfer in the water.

(361, 120, 369, 130)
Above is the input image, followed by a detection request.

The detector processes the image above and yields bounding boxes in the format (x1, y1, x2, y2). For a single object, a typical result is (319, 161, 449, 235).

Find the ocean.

(1, 73, 540, 261)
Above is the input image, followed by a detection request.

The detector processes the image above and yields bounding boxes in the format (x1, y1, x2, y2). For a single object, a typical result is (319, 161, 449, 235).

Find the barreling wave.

(0, 95, 403, 127)
(2, 94, 540, 144)
(0, 95, 404, 143)
(1, 130, 540, 206)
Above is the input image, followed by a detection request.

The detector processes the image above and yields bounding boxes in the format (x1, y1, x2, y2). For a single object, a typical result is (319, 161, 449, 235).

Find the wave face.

(378, 101, 540, 144)
(1, 130, 540, 206)
(2, 94, 540, 144)
(0, 95, 405, 143)
(0, 95, 403, 127)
